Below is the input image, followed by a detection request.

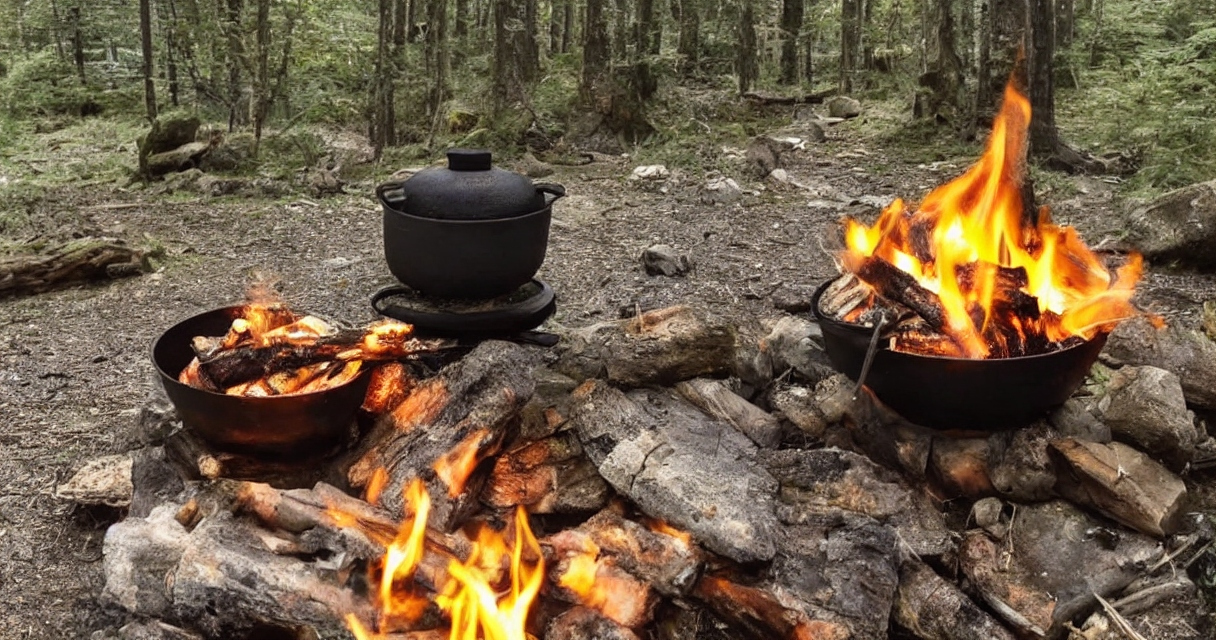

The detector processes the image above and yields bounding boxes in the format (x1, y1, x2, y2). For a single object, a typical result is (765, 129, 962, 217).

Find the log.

(854, 256, 950, 335)
(817, 273, 874, 321)
(146, 140, 211, 176)
(482, 432, 611, 514)
(1049, 438, 1188, 537)
(893, 560, 1017, 640)
(928, 437, 994, 498)
(741, 88, 837, 104)
(348, 340, 538, 530)
(567, 380, 781, 563)
(0, 238, 146, 298)
(545, 606, 642, 640)
(553, 306, 736, 387)
(675, 378, 783, 448)
(163, 427, 342, 489)
(691, 575, 849, 640)
(547, 554, 659, 628)
(543, 508, 703, 597)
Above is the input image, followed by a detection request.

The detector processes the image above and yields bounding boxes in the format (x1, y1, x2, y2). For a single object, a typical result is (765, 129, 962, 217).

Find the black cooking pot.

(151, 306, 372, 457)
(811, 278, 1107, 430)
(378, 149, 565, 299)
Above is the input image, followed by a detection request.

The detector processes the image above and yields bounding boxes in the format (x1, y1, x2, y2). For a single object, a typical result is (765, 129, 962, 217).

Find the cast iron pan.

(811, 278, 1106, 430)
(152, 306, 372, 457)
(372, 279, 557, 343)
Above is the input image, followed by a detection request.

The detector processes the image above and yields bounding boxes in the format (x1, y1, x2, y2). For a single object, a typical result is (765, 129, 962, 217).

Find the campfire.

(822, 80, 1142, 359)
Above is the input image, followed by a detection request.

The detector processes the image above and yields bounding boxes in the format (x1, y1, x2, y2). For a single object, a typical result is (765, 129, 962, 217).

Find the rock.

(813, 373, 856, 425)
(518, 367, 579, 441)
(641, 244, 692, 277)
(1048, 398, 1112, 443)
(986, 422, 1061, 502)
(929, 437, 993, 498)
(745, 136, 786, 178)
(1096, 366, 1196, 469)
(446, 105, 479, 133)
(762, 447, 954, 559)
(1050, 438, 1188, 537)
(770, 284, 814, 313)
(198, 132, 255, 172)
(769, 384, 828, 439)
(129, 446, 186, 519)
(970, 497, 1009, 539)
(761, 315, 836, 384)
(145, 141, 211, 177)
(101, 504, 191, 618)
(521, 152, 554, 178)
(546, 606, 642, 640)
(55, 453, 133, 507)
(1104, 315, 1216, 411)
(827, 96, 862, 119)
(195, 174, 252, 197)
(959, 500, 1162, 638)
(677, 378, 783, 448)
(118, 621, 202, 640)
(1124, 179, 1216, 269)
(630, 164, 669, 180)
(308, 163, 345, 197)
(141, 113, 201, 156)
(568, 382, 781, 563)
(159, 168, 204, 193)
(700, 174, 742, 205)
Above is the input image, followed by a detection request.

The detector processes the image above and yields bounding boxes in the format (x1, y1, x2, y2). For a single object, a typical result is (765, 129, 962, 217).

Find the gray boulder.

(1124, 179, 1216, 269)
(827, 96, 862, 119)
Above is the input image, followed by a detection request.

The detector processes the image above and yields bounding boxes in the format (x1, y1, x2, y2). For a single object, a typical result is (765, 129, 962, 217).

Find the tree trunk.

(406, 0, 417, 42)
(582, 0, 611, 101)
(70, 6, 85, 84)
(455, 0, 470, 47)
(1057, 0, 1074, 48)
(636, 0, 658, 55)
(802, 9, 814, 87)
(1026, 0, 1057, 159)
(613, 0, 631, 61)
(50, 0, 66, 62)
(918, 0, 964, 121)
(562, 0, 574, 52)
(779, 0, 803, 84)
(840, 0, 860, 92)
(425, 0, 449, 136)
(251, 0, 271, 150)
(370, 0, 395, 158)
(164, 0, 180, 107)
(493, 0, 538, 112)
(141, 0, 158, 121)
(736, 0, 757, 94)
(968, 0, 991, 137)
(225, 0, 246, 131)
(675, 0, 700, 75)
(551, 0, 564, 53)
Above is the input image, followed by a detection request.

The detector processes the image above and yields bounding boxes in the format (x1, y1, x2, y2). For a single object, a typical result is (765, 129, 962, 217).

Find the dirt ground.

(3, 114, 1216, 638)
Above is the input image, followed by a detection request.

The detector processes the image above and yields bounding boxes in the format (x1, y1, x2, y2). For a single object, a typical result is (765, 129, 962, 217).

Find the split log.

(817, 273, 873, 321)
(692, 575, 850, 640)
(545, 607, 641, 640)
(854, 256, 950, 335)
(0, 238, 146, 298)
(544, 508, 703, 597)
(675, 378, 782, 448)
(348, 340, 538, 530)
(482, 432, 611, 514)
(568, 380, 781, 563)
(553, 306, 736, 387)
(1049, 438, 1188, 537)
(893, 560, 1017, 640)
(547, 555, 659, 628)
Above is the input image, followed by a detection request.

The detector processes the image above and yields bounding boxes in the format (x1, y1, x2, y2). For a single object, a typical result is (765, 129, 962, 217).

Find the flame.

(554, 538, 650, 627)
(643, 518, 693, 548)
(434, 429, 490, 498)
(345, 482, 545, 640)
(841, 80, 1141, 358)
(365, 467, 390, 507)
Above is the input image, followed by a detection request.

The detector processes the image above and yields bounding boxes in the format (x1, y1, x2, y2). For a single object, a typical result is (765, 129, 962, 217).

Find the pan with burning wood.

(812, 279, 1107, 430)
(152, 306, 373, 457)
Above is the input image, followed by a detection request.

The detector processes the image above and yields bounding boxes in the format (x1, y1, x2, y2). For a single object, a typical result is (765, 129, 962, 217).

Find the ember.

(833, 79, 1142, 358)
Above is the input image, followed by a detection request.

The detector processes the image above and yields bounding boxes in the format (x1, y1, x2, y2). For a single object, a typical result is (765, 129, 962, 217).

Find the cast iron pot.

(811, 278, 1107, 430)
(378, 149, 566, 300)
(152, 306, 373, 457)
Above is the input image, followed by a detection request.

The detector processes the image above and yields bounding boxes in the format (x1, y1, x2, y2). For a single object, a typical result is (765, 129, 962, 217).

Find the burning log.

(482, 432, 611, 514)
(692, 575, 849, 640)
(854, 256, 951, 336)
(893, 560, 1017, 640)
(348, 340, 538, 530)
(545, 607, 642, 640)
(544, 508, 703, 597)
(163, 427, 344, 488)
(675, 378, 783, 448)
(548, 553, 659, 628)
(1049, 438, 1187, 537)
(568, 380, 781, 563)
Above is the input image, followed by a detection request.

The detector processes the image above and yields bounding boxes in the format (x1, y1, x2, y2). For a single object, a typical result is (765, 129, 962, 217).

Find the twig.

(1147, 534, 1196, 574)
(1183, 539, 1215, 570)
(1094, 593, 1148, 640)
(1110, 580, 1191, 613)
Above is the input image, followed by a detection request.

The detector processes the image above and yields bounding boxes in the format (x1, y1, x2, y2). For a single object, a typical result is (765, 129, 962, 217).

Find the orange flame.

(555, 539, 650, 627)
(345, 483, 545, 640)
(433, 429, 490, 498)
(842, 81, 1141, 358)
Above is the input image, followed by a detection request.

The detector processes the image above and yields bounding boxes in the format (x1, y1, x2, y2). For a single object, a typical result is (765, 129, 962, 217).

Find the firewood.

(348, 340, 538, 530)
(1049, 438, 1187, 537)
(545, 606, 642, 640)
(482, 432, 610, 514)
(691, 575, 849, 640)
(893, 560, 1017, 640)
(163, 427, 340, 488)
(818, 273, 873, 321)
(928, 437, 994, 498)
(0, 238, 146, 298)
(675, 378, 782, 448)
(548, 555, 659, 628)
(854, 256, 950, 335)
(543, 508, 703, 597)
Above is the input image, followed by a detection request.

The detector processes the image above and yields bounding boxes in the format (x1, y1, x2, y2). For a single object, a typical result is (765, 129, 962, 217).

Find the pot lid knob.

(447, 148, 492, 171)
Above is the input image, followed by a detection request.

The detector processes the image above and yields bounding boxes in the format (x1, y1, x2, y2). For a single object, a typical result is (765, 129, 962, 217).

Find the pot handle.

(376, 181, 408, 210)
(536, 182, 566, 206)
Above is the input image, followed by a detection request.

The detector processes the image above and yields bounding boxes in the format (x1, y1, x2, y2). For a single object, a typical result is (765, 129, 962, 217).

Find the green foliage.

(0, 50, 91, 116)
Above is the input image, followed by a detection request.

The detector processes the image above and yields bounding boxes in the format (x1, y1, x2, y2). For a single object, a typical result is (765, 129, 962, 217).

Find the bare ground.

(2, 115, 1216, 638)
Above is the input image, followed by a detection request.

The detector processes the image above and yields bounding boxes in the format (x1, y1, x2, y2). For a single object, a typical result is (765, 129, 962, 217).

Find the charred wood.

(894, 560, 1017, 640)
(483, 431, 611, 514)
(545, 606, 642, 640)
(675, 378, 782, 448)
(855, 256, 951, 334)
(692, 575, 849, 640)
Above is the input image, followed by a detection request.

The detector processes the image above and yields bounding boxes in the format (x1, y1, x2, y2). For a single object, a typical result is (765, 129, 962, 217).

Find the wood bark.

(779, 0, 804, 85)
(562, 0, 574, 52)
(493, 0, 538, 111)
(735, 0, 757, 94)
(0, 239, 146, 298)
(582, 0, 610, 99)
(70, 6, 85, 84)
(840, 0, 861, 92)
(482, 432, 611, 514)
(675, 378, 782, 448)
(371, 0, 396, 157)
(141, 0, 158, 121)
(894, 560, 1018, 640)
(674, 0, 699, 75)
(425, 0, 449, 144)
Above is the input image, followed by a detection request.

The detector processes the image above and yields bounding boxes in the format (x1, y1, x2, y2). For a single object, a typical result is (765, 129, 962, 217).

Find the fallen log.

(893, 560, 1017, 640)
(146, 141, 211, 176)
(0, 238, 146, 298)
(675, 378, 782, 448)
(482, 431, 610, 514)
(741, 88, 837, 105)
(348, 340, 538, 530)
(1049, 438, 1187, 537)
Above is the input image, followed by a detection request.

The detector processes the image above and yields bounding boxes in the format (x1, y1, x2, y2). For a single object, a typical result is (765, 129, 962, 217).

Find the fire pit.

(814, 80, 1142, 429)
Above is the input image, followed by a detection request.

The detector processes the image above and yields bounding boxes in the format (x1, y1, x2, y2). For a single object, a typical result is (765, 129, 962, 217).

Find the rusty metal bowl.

(151, 306, 372, 457)
(811, 278, 1107, 430)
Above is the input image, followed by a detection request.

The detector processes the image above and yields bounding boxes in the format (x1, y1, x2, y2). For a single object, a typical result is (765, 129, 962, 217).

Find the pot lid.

(392, 149, 545, 220)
